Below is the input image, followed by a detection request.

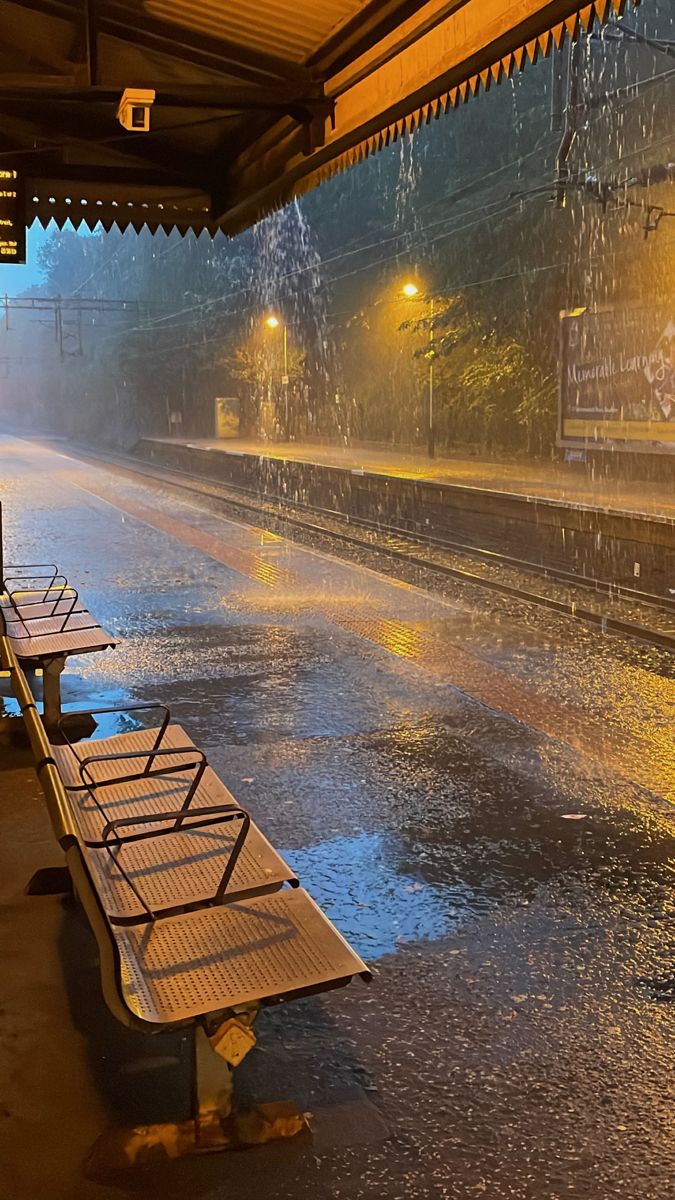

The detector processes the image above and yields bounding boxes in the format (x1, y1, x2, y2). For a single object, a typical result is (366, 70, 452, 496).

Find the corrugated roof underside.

(144, 0, 368, 64)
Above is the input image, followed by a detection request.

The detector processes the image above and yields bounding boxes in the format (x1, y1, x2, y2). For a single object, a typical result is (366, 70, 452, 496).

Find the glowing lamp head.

(402, 282, 420, 298)
(265, 315, 280, 329)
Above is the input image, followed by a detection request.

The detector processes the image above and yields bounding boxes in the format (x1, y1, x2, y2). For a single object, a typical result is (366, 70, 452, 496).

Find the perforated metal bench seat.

(4, 609, 105, 640)
(51, 726, 232, 847)
(5, 616, 116, 660)
(2, 603, 371, 1055)
(2, 574, 115, 660)
(52, 723, 202, 795)
(0, 594, 86, 621)
(83, 822, 298, 924)
(112, 887, 370, 1025)
(51, 723, 299, 922)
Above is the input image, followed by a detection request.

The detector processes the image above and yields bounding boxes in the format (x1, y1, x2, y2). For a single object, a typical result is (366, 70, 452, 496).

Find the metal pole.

(427, 296, 435, 458)
(556, 39, 580, 208)
(283, 323, 289, 437)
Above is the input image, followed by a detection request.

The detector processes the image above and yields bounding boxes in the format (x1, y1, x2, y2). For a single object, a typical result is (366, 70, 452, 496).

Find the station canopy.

(0, 0, 641, 237)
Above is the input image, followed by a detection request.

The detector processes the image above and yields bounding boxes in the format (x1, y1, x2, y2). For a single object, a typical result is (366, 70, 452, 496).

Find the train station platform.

(143, 437, 675, 522)
(1, 435, 673, 1199)
(135, 436, 675, 598)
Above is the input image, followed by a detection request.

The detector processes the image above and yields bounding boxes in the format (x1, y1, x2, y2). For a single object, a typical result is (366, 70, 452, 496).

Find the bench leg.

(86, 1015, 306, 1175)
(194, 1019, 306, 1150)
(41, 655, 66, 729)
(193, 1025, 235, 1149)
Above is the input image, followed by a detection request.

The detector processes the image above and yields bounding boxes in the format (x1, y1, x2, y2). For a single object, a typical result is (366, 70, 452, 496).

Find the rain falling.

(0, 2, 673, 1198)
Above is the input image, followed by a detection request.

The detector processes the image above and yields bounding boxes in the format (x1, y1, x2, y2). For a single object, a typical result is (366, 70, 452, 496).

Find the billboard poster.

(214, 396, 240, 438)
(559, 306, 675, 454)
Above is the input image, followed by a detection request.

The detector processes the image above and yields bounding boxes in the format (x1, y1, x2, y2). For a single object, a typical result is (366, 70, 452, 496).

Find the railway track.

(63, 442, 675, 653)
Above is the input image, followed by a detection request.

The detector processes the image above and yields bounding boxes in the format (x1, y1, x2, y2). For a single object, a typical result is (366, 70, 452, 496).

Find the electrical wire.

(109, 225, 675, 364)
(33, 53, 675, 334)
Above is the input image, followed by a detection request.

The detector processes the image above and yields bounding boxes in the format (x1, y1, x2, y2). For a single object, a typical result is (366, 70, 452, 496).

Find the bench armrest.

(3, 563, 61, 595)
(57, 702, 171, 757)
(78, 743, 205, 785)
(4, 572, 68, 606)
(78, 745, 209, 820)
(101, 802, 245, 843)
(7, 584, 80, 630)
(3, 562, 59, 575)
(100, 805, 251, 924)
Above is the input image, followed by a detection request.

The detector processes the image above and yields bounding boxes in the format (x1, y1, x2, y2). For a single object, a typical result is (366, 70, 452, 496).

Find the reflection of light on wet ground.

(252, 530, 282, 545)
(285, 831, 465, 958)
(23, 444, 673, 805)
(372, 618, 426, 660)
(228, 590, 385, 615)
(250, 558, 282, 587)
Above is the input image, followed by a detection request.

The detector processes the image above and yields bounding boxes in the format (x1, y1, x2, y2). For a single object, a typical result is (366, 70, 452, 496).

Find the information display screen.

(559, 306, 675, 454)
(0, 168, 26, 264)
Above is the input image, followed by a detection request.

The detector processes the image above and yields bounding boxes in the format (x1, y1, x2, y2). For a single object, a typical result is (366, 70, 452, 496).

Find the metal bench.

(51, 705, 300, 923)
(1, 563, 116, 725)
(2, 629, 370, 1162)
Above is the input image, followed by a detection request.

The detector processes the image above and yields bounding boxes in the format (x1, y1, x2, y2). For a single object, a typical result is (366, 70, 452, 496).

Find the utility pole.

(282, 322, 290, 437)
(428, 296, 435, 459)
(555, 39, 582, 208)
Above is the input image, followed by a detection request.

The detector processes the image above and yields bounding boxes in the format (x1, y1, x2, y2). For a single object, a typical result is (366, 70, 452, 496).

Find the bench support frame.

(86, 1018, 306, 1173)
(42, 654, 66, 728)
(193, 1025, 236, 1149)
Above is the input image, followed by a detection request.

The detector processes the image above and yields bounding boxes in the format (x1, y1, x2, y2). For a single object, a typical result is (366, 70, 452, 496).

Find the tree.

(402, 292, 553, 452)
(224, 332, 305, 439)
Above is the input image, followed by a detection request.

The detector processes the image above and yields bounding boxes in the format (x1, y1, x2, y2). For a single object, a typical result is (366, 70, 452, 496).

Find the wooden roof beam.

(310, 0, 467, 75)
(218, 0, 643, 232)
(0, 82, 329, 112)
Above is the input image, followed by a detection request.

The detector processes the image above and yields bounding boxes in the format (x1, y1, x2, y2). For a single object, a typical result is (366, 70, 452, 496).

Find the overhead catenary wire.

(40, 55, 675, 329)
(107, 127, 675, 347)
(100, 94, 675, 336)
(26, 49, 674, 355)
(29, 116, 674, 357)
(106, 226, 675, 363)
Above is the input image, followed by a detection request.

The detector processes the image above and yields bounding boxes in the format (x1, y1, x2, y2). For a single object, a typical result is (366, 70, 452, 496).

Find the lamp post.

(264, 313, 289, 437)
(402, 282, 435, 458)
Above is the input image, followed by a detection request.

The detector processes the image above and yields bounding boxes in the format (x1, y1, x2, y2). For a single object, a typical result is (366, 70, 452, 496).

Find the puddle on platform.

(285, 830, 468, 958)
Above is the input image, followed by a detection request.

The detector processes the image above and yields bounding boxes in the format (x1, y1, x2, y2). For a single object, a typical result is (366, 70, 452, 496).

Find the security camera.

(117, 88, 155, 132)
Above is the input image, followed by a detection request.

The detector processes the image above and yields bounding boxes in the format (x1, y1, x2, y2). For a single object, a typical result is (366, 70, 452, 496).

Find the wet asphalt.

(0, 435, 673, 1200)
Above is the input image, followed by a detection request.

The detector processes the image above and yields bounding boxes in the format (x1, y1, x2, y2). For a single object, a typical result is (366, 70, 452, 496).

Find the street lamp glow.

(265, 314, 280, 328)
(399, 279, 435, 458)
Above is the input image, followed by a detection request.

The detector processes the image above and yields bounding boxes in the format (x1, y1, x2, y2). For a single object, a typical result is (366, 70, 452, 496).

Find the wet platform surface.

(0, 434, 673, 1199)
(149, 435, 675, 520)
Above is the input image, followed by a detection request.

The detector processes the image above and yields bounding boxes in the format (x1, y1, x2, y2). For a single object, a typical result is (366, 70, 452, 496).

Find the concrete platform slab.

(0, 434, 673, 1200)
(146, 436, 675, 521)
